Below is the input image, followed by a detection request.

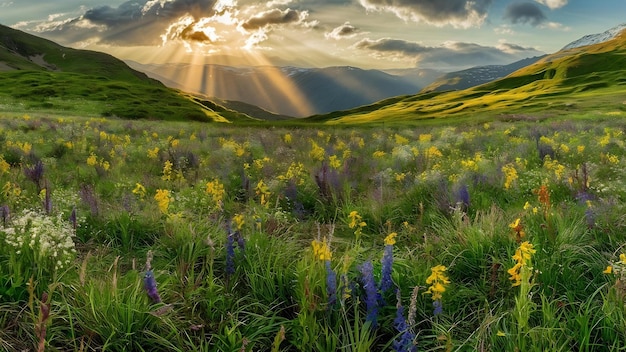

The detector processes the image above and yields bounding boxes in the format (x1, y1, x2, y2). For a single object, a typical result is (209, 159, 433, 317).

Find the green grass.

(0, 112, 625, 350)
(307, 32, 626, 125)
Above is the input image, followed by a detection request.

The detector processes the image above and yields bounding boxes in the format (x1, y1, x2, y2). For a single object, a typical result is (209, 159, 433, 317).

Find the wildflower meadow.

(1, 113, 626, 351)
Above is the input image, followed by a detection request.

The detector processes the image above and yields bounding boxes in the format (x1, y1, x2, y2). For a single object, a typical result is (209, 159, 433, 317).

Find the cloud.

(325, 22, 360, 40)
(241, 8, 308, 31)
(357, 0, 494, 28)
(0, 2, 13, 7)
(503, 2, 546, 26)
(27, 0, 222, 46)
(353, 37, 543, 69)
(534, 0, 568, 9)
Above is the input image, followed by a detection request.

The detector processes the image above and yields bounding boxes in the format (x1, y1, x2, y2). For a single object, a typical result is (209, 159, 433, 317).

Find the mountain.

(421, 56, 545, 93)
(309, 27, 626, 124)
(0, 24, 250, 122)
(126, 62, 425, 117)
(562, 23, 626, 50)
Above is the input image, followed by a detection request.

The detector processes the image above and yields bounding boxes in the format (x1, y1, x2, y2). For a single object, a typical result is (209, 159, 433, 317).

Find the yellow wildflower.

(233, 214, 245, 230)
(154, 189, 171, 214)
(425, 265, 450, 301)
(205, 179, 225, 209)
(162, 160, 173, 181)
(311, 238, 332, 261)
(255, 179, 270, 206)
(309, 140, 325, 162)
(132, 183, 146, 198)
(384, 232, 397, 246)
(348, 210, 366, 237)
(508, 241, 536, 287)
(86, 153, 98, 166)
(147, 147, 159, 159)
(603, 266, 613, 274)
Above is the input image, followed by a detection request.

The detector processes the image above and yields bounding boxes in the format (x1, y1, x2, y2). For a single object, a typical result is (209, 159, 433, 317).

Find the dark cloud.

(34, 0, 218, 46)
(358, 0, 494, 27)
(325, 22, 360, 40)
(353, 37, 543, 69)
(503, 2, 546, 26)
(241, 8, 306, 31)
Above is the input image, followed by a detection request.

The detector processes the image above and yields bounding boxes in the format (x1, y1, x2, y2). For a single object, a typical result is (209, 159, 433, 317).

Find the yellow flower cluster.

(132, 183, 146, 198)
(154, 189, 171, 214)
(86, 153, 110, 171)
(205, 179, 225, 209)
(348, 210, 366, 237)
(162, 160, 173, 181)
(419, 134, 432, 143)
(507, 241, 536, 287)
(373, 150, 386, 158)
(328, 155, 342, 169)
(394, 134, 409, 145)
(147, 147, 159, 159)
(311, 237, 332, 261)
(501, 163, 518, 189)
(255, 180, 270, 206)
(309, 140, 326, 162)
(232, 214, 245, 231)
(384, 232, 397, 246)
(277, 162, 306, 185)
(425, 264, 450, 301)
(0, 157, 10, 174)
(425, 146, 443, 158)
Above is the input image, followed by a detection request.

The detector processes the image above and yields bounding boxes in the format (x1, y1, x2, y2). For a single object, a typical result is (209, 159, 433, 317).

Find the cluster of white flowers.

(1, 209, 76, 271)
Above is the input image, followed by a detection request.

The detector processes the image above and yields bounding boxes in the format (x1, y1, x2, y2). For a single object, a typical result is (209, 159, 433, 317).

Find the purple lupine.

(144, 270, 162, 304)
(359, 260, 378, 328)
(433, 299, 443, 316)
(225, 231, 236, 276)
(325, 260, 337, 307)
(380, 244, 394, 295)
(393, 304, 416, 352)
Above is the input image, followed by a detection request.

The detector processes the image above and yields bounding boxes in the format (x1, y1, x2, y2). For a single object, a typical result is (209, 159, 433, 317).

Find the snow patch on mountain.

(562, 23, 626, 50)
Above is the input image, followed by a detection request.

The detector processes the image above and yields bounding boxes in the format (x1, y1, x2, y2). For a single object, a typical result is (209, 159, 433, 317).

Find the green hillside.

(0, 24, 249, 122)
(310, 30, 626, 124)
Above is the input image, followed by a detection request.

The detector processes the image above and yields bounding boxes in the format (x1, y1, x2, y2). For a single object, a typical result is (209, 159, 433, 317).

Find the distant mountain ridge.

(562, 23, 626, 50)
(309, 25, 626, 123)
(421, 56, 546, 93)
(126, 62, 427, 117)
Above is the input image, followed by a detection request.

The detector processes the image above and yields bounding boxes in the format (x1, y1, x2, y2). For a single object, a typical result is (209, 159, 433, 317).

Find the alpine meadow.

(2, 15, 626, 352)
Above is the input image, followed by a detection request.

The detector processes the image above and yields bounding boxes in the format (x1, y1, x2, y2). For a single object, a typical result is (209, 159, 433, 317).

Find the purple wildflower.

(144, 270, 162, 304)
(380, 244, 394, 294)
(393, 304, 417, 352)
(433, 299, 443, 316)
(359, 260, 378, 328)
(325, 260, 337, 307)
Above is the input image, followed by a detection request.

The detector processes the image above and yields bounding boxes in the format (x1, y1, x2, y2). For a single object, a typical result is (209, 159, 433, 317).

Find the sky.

(1, 0, 625, 71)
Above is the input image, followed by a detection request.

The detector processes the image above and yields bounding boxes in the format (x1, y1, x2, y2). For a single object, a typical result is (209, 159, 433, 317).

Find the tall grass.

(0, 113, 626, 350)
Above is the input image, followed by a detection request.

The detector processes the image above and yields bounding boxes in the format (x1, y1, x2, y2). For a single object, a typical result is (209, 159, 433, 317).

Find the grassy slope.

(0, 24, 251, 122)
(312, 31, 626, 125)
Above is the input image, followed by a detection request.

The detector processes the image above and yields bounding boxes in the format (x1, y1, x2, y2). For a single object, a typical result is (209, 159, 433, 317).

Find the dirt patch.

(29, 54, 58, 70)
(0, 62, 14, 71)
